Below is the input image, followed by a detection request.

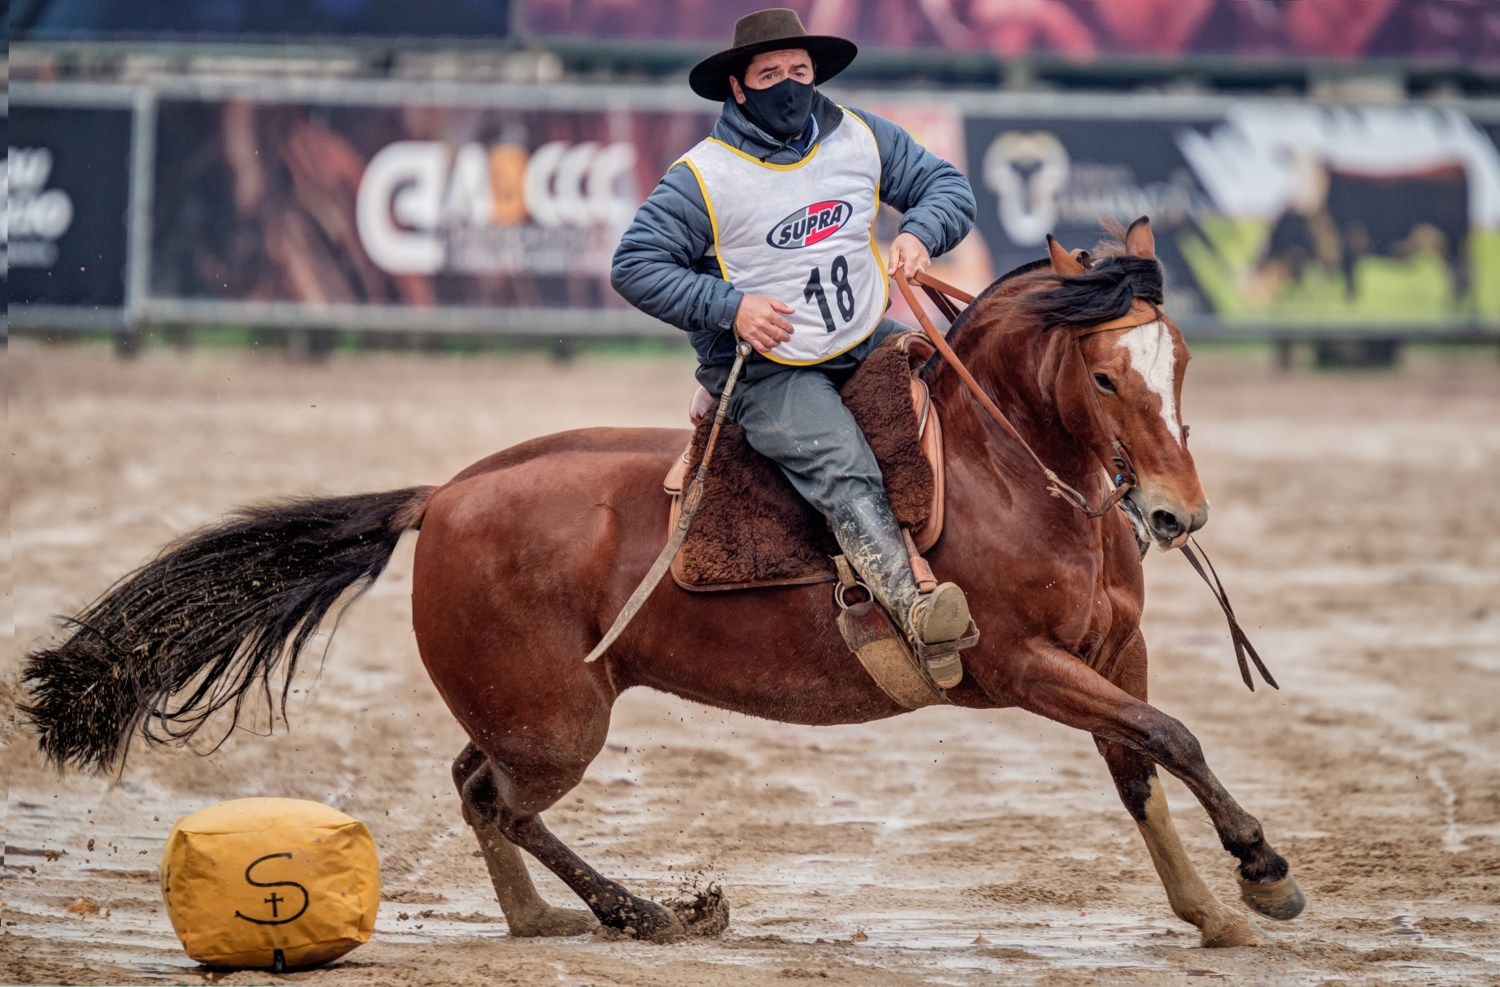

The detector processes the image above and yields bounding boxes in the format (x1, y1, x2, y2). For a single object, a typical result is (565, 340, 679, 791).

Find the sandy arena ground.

(4, 338, 1499, 987)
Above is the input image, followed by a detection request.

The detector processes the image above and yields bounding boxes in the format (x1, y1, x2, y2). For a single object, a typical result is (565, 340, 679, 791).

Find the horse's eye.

(1093, 373, 1117, 394)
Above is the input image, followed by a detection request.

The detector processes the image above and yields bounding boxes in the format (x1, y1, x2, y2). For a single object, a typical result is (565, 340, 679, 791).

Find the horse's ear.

(1047, 235, 1087, 275)
(1125, 216, 1156, 260)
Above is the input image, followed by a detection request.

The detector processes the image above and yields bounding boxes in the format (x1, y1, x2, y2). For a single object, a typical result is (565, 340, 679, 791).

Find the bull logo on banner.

(356, 140, 637, 276)
(981, 131, 1069, 246)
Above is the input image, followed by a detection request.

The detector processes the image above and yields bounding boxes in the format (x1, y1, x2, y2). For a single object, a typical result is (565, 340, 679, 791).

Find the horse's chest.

(1033, 557, 1143, 662)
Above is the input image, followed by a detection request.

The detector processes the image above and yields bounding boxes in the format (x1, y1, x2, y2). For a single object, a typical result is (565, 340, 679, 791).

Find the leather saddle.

(663, 331, 946, 592)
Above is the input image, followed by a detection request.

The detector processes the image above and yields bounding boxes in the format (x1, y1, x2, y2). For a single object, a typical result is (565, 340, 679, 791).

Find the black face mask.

(737, 77, 815, 142)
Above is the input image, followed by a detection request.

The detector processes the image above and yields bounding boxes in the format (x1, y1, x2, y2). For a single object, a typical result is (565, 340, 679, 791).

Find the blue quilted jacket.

(610, 92, 976, 367)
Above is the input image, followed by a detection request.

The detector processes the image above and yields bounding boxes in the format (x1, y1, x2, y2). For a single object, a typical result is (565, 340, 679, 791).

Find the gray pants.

(695, 318, 907, 517)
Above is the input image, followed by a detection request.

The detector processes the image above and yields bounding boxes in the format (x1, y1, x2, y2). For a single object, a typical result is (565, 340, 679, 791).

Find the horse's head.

(1036, 218, 1207, 551)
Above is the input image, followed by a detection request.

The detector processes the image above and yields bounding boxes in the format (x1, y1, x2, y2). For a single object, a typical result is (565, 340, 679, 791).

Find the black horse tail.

(20, 486, 435, 773)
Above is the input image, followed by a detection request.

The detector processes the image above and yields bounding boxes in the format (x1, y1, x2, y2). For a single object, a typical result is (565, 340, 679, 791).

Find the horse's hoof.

(1239, 873, 1306, 921)
(611, 896, 685, 941)
(508, 905, 600, 938)
(1200, 914, 1272, 948)
(665, 883, 729, 937)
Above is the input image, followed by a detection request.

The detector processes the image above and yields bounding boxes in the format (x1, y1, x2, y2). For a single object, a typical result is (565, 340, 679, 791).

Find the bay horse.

(22, 217, 1304, 948)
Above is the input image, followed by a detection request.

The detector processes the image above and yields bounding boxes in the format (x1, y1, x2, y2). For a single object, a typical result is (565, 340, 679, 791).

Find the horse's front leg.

(1089, 631, 1268, 945)
(992, 640, 1304, 938)
(1096, 739, 1269, 946)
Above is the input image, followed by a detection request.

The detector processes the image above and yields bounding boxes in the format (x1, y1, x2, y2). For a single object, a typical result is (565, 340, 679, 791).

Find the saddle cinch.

(661, 331, 955, 707)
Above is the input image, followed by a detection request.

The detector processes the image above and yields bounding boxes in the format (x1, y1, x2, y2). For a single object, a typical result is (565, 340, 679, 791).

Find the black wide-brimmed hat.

(689, 8, 858, 102)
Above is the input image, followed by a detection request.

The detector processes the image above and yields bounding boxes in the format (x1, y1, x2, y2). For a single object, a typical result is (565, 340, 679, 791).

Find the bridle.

(895, 269, 1278, 692)
(894, 269, 1156, 519)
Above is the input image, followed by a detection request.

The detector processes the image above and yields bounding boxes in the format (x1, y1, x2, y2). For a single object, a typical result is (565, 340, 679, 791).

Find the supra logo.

(766, 200, 852, 249)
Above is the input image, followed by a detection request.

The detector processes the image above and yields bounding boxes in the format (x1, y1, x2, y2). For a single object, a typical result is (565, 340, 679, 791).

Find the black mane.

(919, 237, 1165, 383)
(934, 257, 1051, 356)
(1017, 255, 1164, 330)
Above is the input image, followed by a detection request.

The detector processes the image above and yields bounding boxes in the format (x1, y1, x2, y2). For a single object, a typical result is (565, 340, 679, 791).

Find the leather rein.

(895, 270, 1277, 692)
(894, 269, 1147, 518)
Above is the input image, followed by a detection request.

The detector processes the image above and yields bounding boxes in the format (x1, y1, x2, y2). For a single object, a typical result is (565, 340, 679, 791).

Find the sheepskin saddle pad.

(664, 331, 945, 592)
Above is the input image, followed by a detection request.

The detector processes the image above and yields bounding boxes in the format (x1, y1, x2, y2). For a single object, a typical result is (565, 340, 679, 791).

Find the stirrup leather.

(832, 556, 947, 708)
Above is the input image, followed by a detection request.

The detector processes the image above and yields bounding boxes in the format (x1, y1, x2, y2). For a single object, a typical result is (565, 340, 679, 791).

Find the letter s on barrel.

(233, 852, 311, 926)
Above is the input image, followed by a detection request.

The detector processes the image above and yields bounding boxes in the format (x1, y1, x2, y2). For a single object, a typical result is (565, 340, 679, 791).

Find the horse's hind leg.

(454, 740, 685, 941)
(996, 642, 1304, 939)
(503, 801, 684, 940)
(452, 743, 598, 937)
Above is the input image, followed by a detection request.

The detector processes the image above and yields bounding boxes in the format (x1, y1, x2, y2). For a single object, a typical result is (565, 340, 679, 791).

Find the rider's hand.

(887, 231, 932, 279)
(734, 294, 796, 354)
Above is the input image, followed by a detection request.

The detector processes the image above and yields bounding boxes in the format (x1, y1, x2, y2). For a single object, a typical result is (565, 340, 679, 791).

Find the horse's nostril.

(1151, 510, 1184, 539)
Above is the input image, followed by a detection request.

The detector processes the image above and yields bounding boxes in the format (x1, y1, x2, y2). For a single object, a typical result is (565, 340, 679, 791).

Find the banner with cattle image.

(967, 104, 1500, 334)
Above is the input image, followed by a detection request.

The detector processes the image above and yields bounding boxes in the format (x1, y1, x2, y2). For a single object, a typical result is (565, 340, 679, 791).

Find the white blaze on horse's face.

(1115, 320, 1182, 445)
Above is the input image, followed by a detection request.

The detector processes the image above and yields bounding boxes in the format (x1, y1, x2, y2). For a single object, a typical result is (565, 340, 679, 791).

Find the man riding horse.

(610, 7, 980, 686)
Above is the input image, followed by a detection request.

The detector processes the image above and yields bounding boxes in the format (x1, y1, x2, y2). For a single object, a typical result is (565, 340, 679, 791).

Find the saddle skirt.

(664, 331, 945, 592)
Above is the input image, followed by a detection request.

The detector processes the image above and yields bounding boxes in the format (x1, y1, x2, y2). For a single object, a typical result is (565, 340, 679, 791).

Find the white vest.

(679, 111, 888, 366)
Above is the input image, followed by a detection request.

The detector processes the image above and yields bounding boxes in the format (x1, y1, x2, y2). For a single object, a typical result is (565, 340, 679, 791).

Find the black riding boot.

(828, 493, 976, 689)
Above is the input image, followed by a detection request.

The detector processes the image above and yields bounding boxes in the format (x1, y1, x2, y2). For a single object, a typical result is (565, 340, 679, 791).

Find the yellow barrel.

(161, 797, 380, 970)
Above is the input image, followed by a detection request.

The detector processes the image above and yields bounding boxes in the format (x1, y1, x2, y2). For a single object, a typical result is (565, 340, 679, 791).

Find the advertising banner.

(149, 97, 716, 330)
(7, 103, 134, 323)
(14, 81, 1491, 339)
(521, 0, 1498, 69)
(965, 104, 1500, 332)
(1, 102, 8, 329)
(14, 0, 510, 43)
(855, 99, 986, 328)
